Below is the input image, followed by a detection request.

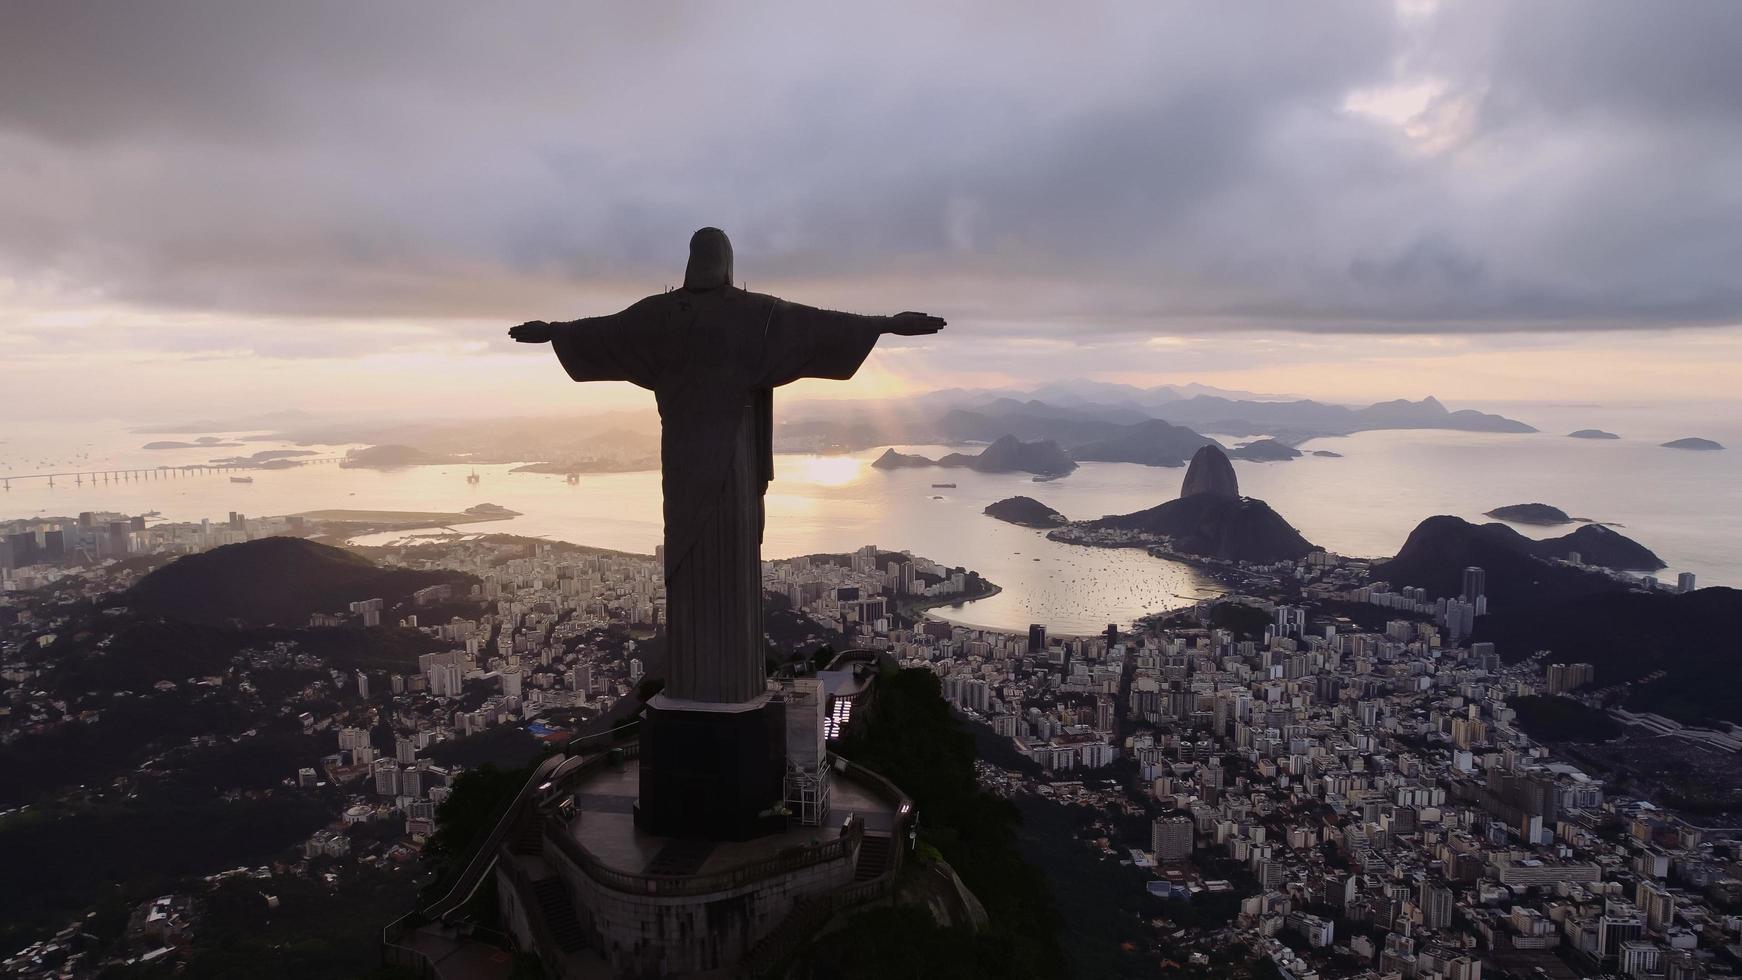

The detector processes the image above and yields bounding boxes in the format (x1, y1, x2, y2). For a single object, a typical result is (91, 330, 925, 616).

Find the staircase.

(510, 812, 544, 856)
(854, 834, 893, 882)
(738, 897, 830, 977)
(530, 877, 587, 953)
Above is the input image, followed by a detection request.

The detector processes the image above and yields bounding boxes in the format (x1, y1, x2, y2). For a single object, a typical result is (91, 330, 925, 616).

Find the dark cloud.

(2, 0, 1740, 348)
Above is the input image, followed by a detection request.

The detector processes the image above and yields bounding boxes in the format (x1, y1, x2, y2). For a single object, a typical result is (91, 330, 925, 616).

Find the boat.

(230, 476, 254, 484)
(566, 473, 580, 484)
(930, 482, 956, 488)
(466, 470, 481, 484)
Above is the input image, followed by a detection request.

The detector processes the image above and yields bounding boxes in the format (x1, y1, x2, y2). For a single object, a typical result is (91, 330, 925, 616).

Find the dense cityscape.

(7, 6, 1742, 977)
(6, 498, 1742, 979)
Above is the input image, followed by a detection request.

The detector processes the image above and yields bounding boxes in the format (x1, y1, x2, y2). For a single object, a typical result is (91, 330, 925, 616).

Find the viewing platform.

(562, 755, 898, 878)
(487, 739, 913, 978)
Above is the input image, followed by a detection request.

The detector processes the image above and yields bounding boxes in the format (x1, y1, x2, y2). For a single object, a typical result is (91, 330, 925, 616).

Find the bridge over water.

(1, 457, 346, 490)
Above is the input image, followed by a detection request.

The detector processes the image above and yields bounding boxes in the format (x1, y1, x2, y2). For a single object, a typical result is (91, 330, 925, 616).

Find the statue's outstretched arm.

(762, 302, 944, 385)
(510, 315, 613, 344)
(778, 303, 946, 337)
(516, 309, 658, 386)
(509, 320, 559, 344)
(883, 311, 946, 336)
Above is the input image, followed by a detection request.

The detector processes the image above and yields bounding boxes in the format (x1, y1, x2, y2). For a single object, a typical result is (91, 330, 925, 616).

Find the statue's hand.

(510, 320, 556, 344)
(887, 312, 946, 336)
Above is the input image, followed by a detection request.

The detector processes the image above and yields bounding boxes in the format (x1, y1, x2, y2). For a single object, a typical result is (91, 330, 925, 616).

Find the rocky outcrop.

(1228, 439, 1301, 462)
(871, 448, 935, 469)
(1179, 445, 1239, 498)
(1484, 503, 1577, 526)
(1081, 494, 1315, 563)
(1662, 437, 1724, 451)
(1374, 515, 1660, 602)
(939, 435, 1076, 476)
(872, 436, 1077, 477)
(983, 496, 1069, 528)
(1567, 429, 1620, 440)
(1535, 524, 1665, 571)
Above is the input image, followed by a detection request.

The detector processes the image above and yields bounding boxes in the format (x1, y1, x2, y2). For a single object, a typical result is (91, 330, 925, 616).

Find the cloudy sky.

(4, 0, 1742, 422)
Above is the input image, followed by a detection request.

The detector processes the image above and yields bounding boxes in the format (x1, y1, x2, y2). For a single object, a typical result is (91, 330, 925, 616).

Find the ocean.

(3, 401, 1738, 634)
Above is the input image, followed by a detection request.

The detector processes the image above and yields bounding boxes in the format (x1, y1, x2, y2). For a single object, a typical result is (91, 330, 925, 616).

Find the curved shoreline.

(900, 581, 1004, 620)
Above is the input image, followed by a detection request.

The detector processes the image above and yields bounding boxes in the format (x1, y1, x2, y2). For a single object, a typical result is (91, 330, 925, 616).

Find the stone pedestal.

(635, 693, 787, 841)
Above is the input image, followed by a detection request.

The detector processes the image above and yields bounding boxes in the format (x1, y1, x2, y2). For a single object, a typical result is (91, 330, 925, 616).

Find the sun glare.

(791, 454, 862, 487)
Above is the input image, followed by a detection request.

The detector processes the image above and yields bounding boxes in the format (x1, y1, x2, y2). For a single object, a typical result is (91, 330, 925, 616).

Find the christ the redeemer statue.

(511, 228, 943, 709)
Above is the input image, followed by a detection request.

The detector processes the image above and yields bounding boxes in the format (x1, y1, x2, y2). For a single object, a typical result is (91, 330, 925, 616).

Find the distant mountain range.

(781, 387, 1537, 462)
(144, 384, 1540, 475)
(1064, 418, 1217, 468)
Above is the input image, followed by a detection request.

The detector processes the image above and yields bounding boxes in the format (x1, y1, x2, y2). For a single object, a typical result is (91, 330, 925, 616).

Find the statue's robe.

(552, 287, 884, 703)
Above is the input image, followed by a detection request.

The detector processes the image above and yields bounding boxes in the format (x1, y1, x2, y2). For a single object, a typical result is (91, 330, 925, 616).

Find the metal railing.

(381, 722, 641, 969)
(548, 811, 861, 898)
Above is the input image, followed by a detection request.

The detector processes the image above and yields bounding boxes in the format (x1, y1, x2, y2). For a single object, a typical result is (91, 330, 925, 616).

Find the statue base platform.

(634, 692, 787, 841)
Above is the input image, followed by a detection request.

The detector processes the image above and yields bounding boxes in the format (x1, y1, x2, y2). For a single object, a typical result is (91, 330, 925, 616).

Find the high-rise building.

(1678, 572, 1697, 593)
(1152, 814, 1194, 863)
(1599, 900, 1646, 958)
(1419, 879, 1454, 929)
(107, 520, 131, 557)
(1461, 566, 1487, 602)
(1547, 662, 1595, 694)
(1028, 623, 1047, 655)
(1636, 880, 1676, 932)
(338, 727, 372, 753)
(373, 758, 400, 796)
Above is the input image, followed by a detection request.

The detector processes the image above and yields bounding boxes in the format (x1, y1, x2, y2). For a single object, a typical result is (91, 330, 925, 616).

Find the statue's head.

(684, 227, 733, 290)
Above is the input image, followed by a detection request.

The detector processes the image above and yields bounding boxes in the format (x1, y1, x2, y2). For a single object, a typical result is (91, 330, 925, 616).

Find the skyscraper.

(1028, 623, 1047, 654)
(1678, 572, 1697, 593)
(1461, 566, 1486, 603)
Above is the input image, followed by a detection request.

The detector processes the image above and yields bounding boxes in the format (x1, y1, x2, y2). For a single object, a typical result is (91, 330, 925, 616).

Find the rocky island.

(1662, 437, 1725, 451)
(1484, 502, 1582, 526)
(1228, 438, 1301, 461)
(512, 457, 660, 475)
(142, 436, 244, 450)
(872, 435, 1077, 478)
(1568, 429, 1620, 439)
(982, 496, 1069, 528)
(1050, 445, 1315, 563)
